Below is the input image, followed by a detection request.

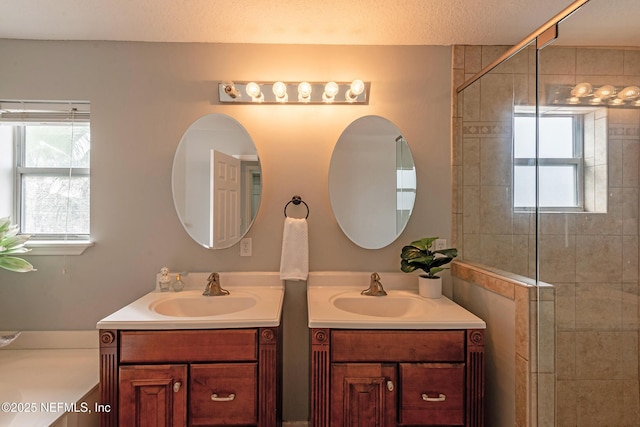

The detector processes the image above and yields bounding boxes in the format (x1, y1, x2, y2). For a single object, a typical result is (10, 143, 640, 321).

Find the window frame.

(14, 125, 91, 240)
(513, 112, 585, 212)
(0, 100, 93, 255)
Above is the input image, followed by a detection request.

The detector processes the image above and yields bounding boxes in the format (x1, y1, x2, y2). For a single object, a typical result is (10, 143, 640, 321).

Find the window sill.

(25, 240, 94, 256)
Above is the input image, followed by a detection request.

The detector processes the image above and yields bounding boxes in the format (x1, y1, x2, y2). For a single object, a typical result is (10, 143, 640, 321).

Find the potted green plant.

(0, 217, 35, 273)
(400, 237, 457, 298)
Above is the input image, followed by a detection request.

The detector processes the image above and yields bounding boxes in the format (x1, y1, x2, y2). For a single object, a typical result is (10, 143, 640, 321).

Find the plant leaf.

(428, 267, 448, 277)
(0, 217, 11, 233)
(0, 256, 35, 273)
(409, 237, 438, 251)
(401, 246, 424, 260)
(434, 248, 458, 258)
(400, 259, 418, 273)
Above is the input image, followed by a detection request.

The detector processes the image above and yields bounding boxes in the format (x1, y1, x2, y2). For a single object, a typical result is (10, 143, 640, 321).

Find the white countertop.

(307, 271, 486, 330)
(97, 272, 285, 330)
(0, 331, 99, 427)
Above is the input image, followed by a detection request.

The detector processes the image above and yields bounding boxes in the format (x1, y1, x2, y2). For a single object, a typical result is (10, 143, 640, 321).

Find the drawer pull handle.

(422, 393, 446, 402)
(173, 382, 181, 393)
(386, 380, 394, 392)
(211, 393, 236, 402)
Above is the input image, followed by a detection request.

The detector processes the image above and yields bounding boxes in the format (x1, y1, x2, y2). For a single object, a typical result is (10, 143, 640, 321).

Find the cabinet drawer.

(399, 363, 465, 426)
(120, 330, 257, 363)
(190, 363, 257, 426)
(331, 330, 465, 362)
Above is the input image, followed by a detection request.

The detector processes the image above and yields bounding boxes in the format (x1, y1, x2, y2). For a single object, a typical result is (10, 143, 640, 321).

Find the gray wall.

(0, 40, 452, 421)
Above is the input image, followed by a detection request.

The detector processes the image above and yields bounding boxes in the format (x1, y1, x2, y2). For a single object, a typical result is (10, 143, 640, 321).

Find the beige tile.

(539, 213, 575, 235)
(452, 45, 465, 70)
(479, 234, 516, 272)
(479, 186, 512, 235)
(576, 235, 622, 282)
(464, 45, 482, 74)
(538, 234, 576, 283)
(481, 46, 511, 70)
(623, 141, 640, 188)
(539, 47, 576, 75)
(623, 49, 640, 75)
(480, 137, 511, 186)
(556, 331, 576, 380)
(536, 373, 555, 427)
(461, 80, 481, 121)
(608, 138, 623, 187)
(622, 331, 638, 380)
(576, 48, 625, 75)
(537, 300, 555, 374)
(462, 137, 480, 185)
(479, 73, 515, 122)
(555, 283, 576, 331)
(575, 331, 624, 380)
(623, 188, 639, 236)
(623, 380, 640, 426)
(575, 283, 622, 330)
(622, 281, 638, 330)
(556, 380, 577, 427)
(576, 380, 626, 426)
(462, 186, 480, 234)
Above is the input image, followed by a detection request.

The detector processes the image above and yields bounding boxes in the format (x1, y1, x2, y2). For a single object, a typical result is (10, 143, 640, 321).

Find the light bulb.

(298, 81, 312, 102)
(246, 82, 263, 101)
(323, 81, 339, 102)
(619, 86, 640, 100)
(346, 79, 365, 101)
(571, 82, 592, 97)
(272, 81, 288, 102)
(594, 85, 616, 99)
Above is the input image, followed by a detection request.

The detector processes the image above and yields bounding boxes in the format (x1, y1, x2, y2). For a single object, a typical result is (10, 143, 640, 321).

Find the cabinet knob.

(422, 393, 446, 402)
(173, 382, 181, 392)
(211, 393, 236, 402)
(386, 380, 394, 392)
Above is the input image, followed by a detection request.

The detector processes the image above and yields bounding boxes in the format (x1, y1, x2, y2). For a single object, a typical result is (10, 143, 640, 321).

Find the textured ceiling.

(0, 0, 582, 46)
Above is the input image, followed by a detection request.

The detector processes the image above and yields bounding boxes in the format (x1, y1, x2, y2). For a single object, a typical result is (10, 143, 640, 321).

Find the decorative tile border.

(463, 122, 512, 137)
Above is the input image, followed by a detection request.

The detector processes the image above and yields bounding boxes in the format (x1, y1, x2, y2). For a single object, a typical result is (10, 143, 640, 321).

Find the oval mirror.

(329, 115, 416, 249)
(172, 114, 262, 249)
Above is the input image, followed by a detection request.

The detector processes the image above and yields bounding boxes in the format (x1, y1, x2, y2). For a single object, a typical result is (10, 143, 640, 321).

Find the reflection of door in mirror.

(212, 150, 240, 248)
(172, 113, 261, 249)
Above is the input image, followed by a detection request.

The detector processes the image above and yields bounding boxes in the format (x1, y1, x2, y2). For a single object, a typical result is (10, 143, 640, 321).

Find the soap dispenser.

(172, 273, 185, 292)
(158, 267, 171, 292)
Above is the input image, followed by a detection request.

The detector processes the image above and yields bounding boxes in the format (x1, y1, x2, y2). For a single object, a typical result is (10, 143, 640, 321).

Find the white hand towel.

(280, 217, 309, 281)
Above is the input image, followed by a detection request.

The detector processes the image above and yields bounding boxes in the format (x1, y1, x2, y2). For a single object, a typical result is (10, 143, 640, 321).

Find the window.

(513, 112, 583, 210)
(0, 101, 91, 253)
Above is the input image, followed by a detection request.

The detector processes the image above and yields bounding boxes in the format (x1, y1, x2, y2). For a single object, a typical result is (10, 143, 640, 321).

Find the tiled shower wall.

(453, 45, 640, 426)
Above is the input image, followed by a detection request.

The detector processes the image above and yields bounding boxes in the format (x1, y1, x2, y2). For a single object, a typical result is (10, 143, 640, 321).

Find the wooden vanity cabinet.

(310, 329, 484, 427)
(99, 327, 281, 427)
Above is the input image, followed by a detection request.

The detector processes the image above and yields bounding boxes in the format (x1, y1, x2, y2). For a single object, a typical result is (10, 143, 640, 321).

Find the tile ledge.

(452, 260, 553, 300)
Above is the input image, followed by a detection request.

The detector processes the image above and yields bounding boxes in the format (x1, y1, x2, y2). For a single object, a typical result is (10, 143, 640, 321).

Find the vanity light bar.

(218, 80, 370, 105)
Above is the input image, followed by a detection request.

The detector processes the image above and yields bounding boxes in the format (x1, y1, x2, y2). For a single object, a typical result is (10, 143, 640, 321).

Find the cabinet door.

(119, 364, 187, 427)
(399, 363, 465, 426)
(331, 363, 397, 427)
(190, 363, 257, 426)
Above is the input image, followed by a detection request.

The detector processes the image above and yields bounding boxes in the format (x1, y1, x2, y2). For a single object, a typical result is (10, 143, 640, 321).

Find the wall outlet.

(434, 238, 447, 251)
(240, 238, 252, 256)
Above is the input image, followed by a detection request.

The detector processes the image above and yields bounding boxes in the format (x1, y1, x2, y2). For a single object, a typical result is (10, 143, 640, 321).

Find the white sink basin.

(331, 294, 423, 318)
(307, 272, 486, 330)
(97, 272, 284, 330)
(150, 294, 257, 317)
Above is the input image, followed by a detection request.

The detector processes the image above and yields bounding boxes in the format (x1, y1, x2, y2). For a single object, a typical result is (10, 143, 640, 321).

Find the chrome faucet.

(202, 272, 230, 296)
(361, 272, 387, 296)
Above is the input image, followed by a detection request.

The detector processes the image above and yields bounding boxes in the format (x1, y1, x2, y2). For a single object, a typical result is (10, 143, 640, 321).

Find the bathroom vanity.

(307, 272, 486, 427)
(97, 273, 284, 427)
